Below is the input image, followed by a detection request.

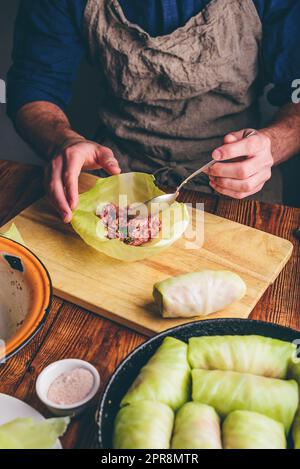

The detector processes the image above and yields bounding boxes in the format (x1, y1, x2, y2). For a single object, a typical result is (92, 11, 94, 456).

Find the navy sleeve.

(254, 0, 300, 106)
(7, 0, 86, 122)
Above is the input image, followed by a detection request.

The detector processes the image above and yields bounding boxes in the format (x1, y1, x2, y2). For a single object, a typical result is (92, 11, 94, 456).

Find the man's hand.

(209, 130, 274, 199)
(44, 141, 121, 223)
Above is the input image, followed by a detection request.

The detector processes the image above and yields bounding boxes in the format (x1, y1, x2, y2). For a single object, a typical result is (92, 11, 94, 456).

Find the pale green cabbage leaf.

(223, 411, 286, 449)
(188, 335, 296, 378)
(71, 173, 189, 262)
(171, 402, 222, 449)
(288, 360, 300, 449)
(121, 337, 191, 411)
(293, 408, 300, 449)
(192, 369, 298, 433)
(113, 401, 174, 449)
(1, 223, 26, 246)
(0, 417, 69, 449)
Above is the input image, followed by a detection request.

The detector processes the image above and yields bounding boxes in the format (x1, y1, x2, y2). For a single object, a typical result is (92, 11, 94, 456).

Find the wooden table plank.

(0, 160, 299, 449)
(5, 303, 144, 449)
(0, 297, 63, 393)
(0, 161, 43, 226)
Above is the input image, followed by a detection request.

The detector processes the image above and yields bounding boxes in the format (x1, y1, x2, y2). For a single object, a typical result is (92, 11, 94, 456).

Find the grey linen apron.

(84, 0, 282, 203)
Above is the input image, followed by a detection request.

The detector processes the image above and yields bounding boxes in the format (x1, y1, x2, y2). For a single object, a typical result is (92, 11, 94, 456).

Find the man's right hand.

(44, 141, 121, 223)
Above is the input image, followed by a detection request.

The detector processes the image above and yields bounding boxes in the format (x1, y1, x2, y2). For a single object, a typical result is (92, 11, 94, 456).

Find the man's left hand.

(209, 129, 274, 199)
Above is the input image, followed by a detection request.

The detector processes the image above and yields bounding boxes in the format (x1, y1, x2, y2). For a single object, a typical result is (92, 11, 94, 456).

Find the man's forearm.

(261, 103, 300, 165)
(15, 101, 86, 161)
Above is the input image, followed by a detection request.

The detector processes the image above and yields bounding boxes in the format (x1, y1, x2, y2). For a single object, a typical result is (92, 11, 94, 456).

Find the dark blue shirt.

(7, 0, 300, 121)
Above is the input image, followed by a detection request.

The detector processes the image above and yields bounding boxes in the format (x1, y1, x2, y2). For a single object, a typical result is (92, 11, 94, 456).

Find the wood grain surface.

(1, 173, 293, 335)
(0, 160, 299, 449)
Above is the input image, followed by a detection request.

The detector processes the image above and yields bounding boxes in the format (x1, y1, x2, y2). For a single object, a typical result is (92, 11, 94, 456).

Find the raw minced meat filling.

(97, 203, 161, 246)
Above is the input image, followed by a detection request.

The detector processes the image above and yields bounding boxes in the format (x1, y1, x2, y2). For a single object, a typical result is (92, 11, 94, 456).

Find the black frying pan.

(97, 318, 300, 449)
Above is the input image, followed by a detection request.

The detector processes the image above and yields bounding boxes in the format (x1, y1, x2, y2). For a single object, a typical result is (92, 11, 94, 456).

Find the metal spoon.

(130, 129, 257, 218)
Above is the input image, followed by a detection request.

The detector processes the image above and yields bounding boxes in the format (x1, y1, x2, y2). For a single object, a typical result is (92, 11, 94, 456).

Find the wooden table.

(0, 159, 299, 449)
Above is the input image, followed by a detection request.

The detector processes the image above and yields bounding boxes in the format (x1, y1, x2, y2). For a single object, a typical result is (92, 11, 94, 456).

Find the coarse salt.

(47, 368, 95, 406)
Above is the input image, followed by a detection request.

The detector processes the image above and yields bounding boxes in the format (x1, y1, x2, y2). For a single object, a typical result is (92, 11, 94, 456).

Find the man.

(7, 0, 300, 223)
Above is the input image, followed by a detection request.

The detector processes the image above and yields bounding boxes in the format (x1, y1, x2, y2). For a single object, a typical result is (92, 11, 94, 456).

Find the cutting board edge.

(268, 241, 294, 284)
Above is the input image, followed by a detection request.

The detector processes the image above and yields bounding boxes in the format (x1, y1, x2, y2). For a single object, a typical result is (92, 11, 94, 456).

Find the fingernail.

(213, 150, 222, 160)
(63, 212, 72, 223)
(111, 165, 121, 173)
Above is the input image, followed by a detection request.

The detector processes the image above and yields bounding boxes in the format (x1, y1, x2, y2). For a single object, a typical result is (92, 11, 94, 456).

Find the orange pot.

(0, 236, 51, 362)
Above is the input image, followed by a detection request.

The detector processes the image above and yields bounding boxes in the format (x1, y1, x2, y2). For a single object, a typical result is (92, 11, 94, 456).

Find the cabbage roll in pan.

(288, 360, 300, 383)
(192, 369, 298, 433)
(113, 401, 174, 449)
(121, 337, 190, 410)
(223, 411, 286, 449)
(287, 359, 300, 448)
(188, 335, 296, 378)
(293, 408, 300, 449)
(171, 402, 222, 449)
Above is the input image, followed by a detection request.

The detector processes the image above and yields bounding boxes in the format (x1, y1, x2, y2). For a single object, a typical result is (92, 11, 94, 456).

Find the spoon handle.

(176, 160, 216, 193)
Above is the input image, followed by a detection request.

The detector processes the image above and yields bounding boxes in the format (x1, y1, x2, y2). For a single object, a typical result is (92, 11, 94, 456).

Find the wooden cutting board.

(1, 173, 293, 336)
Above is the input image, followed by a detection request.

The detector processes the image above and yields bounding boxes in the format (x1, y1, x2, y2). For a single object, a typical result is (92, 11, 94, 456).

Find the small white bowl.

(36, 359, 101, 417)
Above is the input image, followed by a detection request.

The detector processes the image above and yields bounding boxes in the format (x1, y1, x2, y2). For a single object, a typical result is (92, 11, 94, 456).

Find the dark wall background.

(0, 1, 298, 206)
(0, 1, 41, 164)
(0, 0, 103, 165)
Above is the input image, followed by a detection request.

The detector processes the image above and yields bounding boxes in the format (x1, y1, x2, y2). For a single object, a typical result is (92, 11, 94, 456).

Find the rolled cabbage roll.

(188, 335, 295, 378)
(121, 337, 190, 410)
(113, 401, 174, 449)
(171, 402, 222, 449)
(223, 411, 286, 449)
(153, 270, 246, 318)
(293, 408, 300, 450)
(288, 360, 300, 383)
(287, 359, 300, 448)
(192, 369, 298, 433)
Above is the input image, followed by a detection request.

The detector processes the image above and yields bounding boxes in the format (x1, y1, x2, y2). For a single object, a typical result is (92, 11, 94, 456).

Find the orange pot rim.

(0, 236, 52, 362)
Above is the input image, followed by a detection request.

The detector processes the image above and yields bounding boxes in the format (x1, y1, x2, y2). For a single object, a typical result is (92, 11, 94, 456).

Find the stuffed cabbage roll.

(293, 408, 300, 450)
(192, 369, 298, 433)
(288, 360, 300, 383)
(121, 337, 190, 410)
(223, 411, 286, 449)
(287, 359, 300, 448)
(188, 335, 295, 378)
(153, 270, 246, 318)
(171, 402, 222, 449)
(113, 401, 174, 449)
